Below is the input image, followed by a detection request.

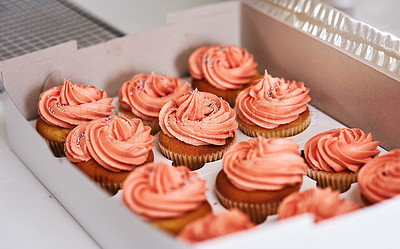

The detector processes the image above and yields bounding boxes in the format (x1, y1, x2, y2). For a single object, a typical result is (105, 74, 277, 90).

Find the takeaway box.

(1, 0, 400, 248)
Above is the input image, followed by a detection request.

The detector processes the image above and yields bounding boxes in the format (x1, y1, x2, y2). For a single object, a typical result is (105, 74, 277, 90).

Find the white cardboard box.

(1, 1, 400, 248)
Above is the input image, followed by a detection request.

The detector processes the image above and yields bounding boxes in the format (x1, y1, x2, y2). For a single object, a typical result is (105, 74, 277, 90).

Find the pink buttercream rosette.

(358, 149, 400, 205)
(304, 128, 380, 192)
(118, 72, 189, 134)
(277, 187, 360, 222)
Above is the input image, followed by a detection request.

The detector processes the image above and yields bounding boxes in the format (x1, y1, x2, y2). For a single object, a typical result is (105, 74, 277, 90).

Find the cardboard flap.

(0, 41, 77, 120)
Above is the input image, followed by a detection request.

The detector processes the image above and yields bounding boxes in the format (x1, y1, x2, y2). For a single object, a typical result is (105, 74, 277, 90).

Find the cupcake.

(277, 187, 360, 222)
(235, 70, 311, 138)
(215, 136, 307, 223)
(118, 72, 189, 134)
(158, 89, 237, 170)
(304, 128, 380, 193)
(64, 115, 155, 195)
(122, 161, 211, 235)
(177, 208, 255, 244)
(188, 44, 258, 107)
(36, 79, 114, 157)
(358, 149, 400, 206)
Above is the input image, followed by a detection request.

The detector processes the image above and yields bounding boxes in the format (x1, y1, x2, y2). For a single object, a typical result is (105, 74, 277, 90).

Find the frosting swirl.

(277, 187, 360, 222)
(358, 149, 400, 203)
(222, 136, 306, 191)
(122, 162, 208, 220)
(159, 89, 237, 146)
(304, 128, 380, 172)
(118, 72, 189, 121)
(38, 79, 114, 128)
(236, 70, 311, 129)
(177, 209, 254, 243)
(65, 116, 154, 172)
(188, 45, 258, 90)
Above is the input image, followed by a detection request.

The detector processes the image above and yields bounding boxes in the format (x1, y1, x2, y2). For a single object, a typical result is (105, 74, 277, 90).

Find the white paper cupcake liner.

(306, 167, 357, 193)
(45, 139, 65, 157)
(158, 142, 229, 171)
(238, 113, 311, 138)
(215, 187, 278, 224)
(158, 134, 236, 171)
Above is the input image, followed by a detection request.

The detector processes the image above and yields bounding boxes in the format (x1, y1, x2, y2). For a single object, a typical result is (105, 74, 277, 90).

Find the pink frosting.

(177, 208, 254, 243)
(64, 116, 154, 172)
(304, 128, 380, 173)
(236, 70, 311, 129)
(358, 149, 400, 203)
(159, 89, 237, 146)
(122, 162, 208, 220)
(222, 136, 306, 191)
(38, 79, 114, 128)
(188, 44, 258, 90)
(118, 72, 189, 121)
(277, 187, 360, 222)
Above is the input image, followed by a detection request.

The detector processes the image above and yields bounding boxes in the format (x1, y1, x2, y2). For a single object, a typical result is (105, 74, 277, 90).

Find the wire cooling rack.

(0, 0, 125, 61)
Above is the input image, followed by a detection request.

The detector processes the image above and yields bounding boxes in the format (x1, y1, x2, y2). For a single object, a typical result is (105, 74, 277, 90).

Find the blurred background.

(1, 0, 399, 62)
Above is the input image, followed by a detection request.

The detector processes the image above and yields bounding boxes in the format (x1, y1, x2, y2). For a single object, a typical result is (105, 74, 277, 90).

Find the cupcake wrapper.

(158, 134, 236, 171)
(45, 139, 65, 157)
(238, 113, 311, 138)
(215, 188, 278, 224)
(159, 142, 229, 171)
(306, 167, 357, 193)
(86, 172, 122, 196)
(97, 182, 121, 196)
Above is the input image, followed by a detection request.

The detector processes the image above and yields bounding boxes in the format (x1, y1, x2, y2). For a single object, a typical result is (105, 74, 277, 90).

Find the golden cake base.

(237, 107, 311, 138)
(151, 201, 212, 236)
(158, 130, 236, 170)
(215, 170, 301, 224)
(74, 150, 154, 195)
(306, 166, 357, 193)
(36, 117, 72, 157)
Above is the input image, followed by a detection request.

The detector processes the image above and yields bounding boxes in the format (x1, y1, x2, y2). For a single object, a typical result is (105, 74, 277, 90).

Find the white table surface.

(1, 0, 399, 248)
